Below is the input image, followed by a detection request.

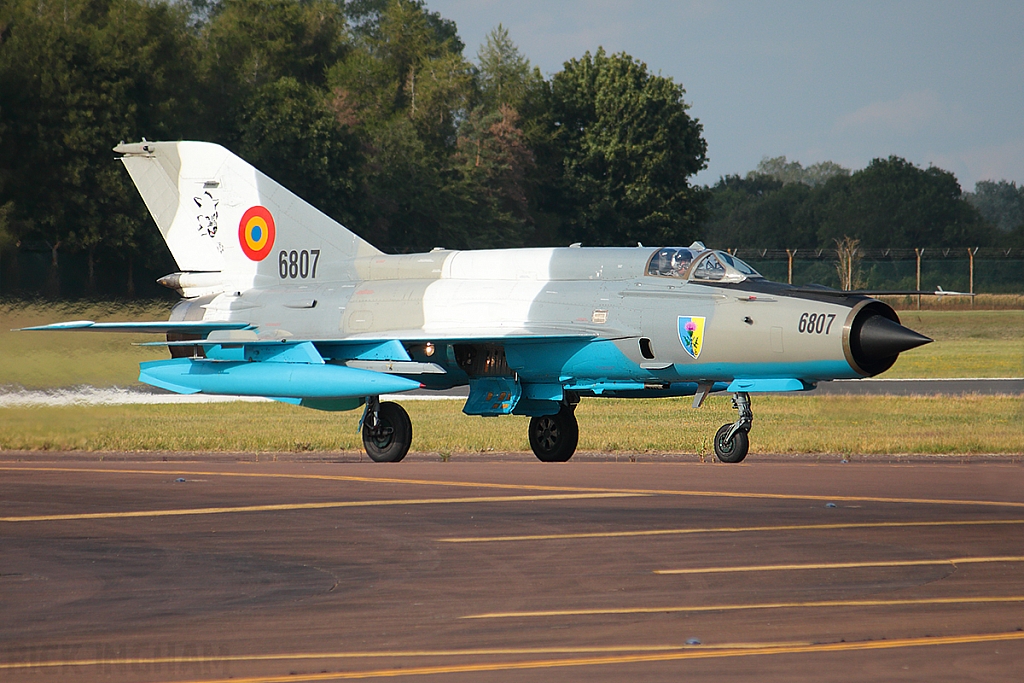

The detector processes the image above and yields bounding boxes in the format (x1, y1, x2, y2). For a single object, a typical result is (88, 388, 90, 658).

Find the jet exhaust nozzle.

(846, 303, 932, 376)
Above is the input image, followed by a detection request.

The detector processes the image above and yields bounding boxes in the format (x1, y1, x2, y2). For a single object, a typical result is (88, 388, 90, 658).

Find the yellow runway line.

(0, 492, 643, 523)
(4, 465, 1024, 509)
(0, 466, 585, 492)
(463, 595, 1024, 620)
(0, 642, 812, 672)
(438, 518, 1024, 543)
(98, 631, 1024, 682)
(655, 555, 1024, 575)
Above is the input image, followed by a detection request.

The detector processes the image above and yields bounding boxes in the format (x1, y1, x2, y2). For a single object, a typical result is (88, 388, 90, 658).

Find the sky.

(427, 0, 1024, 191)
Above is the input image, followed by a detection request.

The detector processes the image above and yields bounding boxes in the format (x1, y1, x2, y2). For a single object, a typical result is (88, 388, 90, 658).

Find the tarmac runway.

(3, 455, 1024, 682)
(809, 378, 1024, 395)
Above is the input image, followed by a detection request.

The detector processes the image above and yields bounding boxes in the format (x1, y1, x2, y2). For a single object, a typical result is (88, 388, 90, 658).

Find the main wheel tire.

(362, 402, 412, 463)
(529, 405, 579, 462)
(714, 423, 749, 463)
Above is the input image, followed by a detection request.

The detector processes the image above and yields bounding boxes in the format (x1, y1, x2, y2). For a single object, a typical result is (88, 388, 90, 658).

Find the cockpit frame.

(645, 245, 762, 284)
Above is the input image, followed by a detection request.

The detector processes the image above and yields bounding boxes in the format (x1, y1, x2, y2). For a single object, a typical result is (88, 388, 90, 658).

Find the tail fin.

(114, 141, 380, 289)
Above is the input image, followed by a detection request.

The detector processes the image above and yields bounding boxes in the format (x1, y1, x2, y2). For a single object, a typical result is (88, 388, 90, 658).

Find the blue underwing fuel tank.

(139, 358, 422, 399)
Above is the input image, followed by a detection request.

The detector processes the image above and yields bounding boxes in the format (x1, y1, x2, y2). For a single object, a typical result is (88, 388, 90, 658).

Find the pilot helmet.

(670, 250, 692, 274)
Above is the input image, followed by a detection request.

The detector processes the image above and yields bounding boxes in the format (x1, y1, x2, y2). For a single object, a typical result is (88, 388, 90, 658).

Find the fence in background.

(0, 243, 1021, 299)
(730, 247, 1022, 295)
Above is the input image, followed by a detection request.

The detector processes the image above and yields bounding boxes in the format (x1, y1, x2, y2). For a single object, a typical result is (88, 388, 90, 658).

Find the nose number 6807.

(799, 312, 836, 335)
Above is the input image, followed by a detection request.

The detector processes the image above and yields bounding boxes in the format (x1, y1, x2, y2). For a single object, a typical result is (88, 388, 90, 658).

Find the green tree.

(326, 0, 479, 250)
(355, 117, 445, 250)
(701, 154, 1006, 252)
(0, 0, 198, 295)
(237, 77, 363, 228)
(340, 0, 463, 122)
(471, 25, 555, 246)
(754, 156, 849, 188)
(406, 51, 473, 147)
(546, 49, 708, 247)
(701, 175, 821, 249)
(701, 174, 781, 247)
(965, 180, 1024, 233)
(818, 156, 991, 248)
(449, 104, 535, 247)
(192, 0, 374, 242)
(0, 200, 14, 289)
(200, 0, 350, 143)
(346, 0, 461, 53)
(476, 24, 542, 112)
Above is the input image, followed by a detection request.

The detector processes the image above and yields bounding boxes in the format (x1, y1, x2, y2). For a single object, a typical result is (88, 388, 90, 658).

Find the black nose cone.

(856, 314, 932, 361)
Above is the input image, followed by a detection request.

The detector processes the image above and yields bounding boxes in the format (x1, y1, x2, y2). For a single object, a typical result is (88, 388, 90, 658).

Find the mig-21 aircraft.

(24, 141, 932, 463)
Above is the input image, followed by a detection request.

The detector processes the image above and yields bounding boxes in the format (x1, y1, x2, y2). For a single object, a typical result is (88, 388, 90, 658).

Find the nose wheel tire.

(362, 401, 412, 462)
(529, 405, 579, 462)
(714, 423, 749, 463)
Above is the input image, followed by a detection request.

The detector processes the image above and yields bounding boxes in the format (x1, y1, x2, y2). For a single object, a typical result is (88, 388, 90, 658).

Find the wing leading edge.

(18, 321, 253, 334)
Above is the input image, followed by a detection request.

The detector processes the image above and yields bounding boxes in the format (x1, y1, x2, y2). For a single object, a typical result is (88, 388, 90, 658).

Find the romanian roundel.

(238, 206, 276, 261)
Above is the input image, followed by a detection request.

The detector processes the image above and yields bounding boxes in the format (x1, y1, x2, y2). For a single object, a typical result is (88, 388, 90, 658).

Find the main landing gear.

(528, 403, 579, 462)
(714, 392, 752, 463)
(361, 397, 413, 463)
(359, 396, 583, 464)
(358, 392, 751, 464)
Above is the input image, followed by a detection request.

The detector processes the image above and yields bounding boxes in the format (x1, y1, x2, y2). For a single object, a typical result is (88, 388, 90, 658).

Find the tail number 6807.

(799, 312, 836, 335)
(279, 249, 320, 279)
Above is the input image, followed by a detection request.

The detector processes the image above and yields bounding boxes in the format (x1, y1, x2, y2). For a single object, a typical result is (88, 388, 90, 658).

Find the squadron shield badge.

(678, 316, 706, 359)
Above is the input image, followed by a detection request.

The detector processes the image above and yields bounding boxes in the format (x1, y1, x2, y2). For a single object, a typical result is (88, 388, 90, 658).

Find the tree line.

(0, 0, 706, 295)
(703, 156, 1024, 251)
(0, 0, 1020, 298)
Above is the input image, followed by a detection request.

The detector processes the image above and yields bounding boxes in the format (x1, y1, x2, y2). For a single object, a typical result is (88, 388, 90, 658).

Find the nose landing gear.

(714, 392, 752, 463)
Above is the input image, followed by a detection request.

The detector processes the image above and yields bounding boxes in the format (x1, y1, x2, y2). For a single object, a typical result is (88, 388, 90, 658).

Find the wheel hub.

(535, 417, 560, 451)
(368, 426, 394, 448)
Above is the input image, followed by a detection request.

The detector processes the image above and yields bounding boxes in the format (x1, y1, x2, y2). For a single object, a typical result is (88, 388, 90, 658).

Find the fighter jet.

(24, 141, 932, 463)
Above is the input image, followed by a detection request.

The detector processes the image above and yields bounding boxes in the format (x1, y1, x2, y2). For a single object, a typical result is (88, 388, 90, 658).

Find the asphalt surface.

(3, 454, 1024, 682)
(809, 378, 1024, 395)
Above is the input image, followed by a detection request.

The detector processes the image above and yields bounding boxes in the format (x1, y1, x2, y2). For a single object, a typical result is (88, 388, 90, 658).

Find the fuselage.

(169, 245, 898, 399)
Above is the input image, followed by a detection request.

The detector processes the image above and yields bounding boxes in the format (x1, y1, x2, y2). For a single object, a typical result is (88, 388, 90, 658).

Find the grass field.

(883, 309, 1023, 378)
(0, 299, 173, 389)
(879, 293, 1024, 311)
(0, 395, 1019, 455)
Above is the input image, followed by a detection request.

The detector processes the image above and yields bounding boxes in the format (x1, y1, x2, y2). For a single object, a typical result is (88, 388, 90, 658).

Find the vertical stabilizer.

(114, 141, 380, 289)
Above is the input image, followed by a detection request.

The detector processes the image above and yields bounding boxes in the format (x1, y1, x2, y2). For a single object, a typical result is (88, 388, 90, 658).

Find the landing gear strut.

(714, 392, 752, 463)
(361, 397, 413, 463)
(529, 403, 579, 462)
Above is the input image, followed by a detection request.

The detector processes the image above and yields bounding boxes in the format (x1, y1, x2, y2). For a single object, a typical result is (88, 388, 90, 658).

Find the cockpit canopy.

(648, 247, 702, 278)
(646, 244, 762, 283)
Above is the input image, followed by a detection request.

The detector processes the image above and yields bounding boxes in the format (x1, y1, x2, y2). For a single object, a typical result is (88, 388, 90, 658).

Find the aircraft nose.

(854, 314, 932, 362)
